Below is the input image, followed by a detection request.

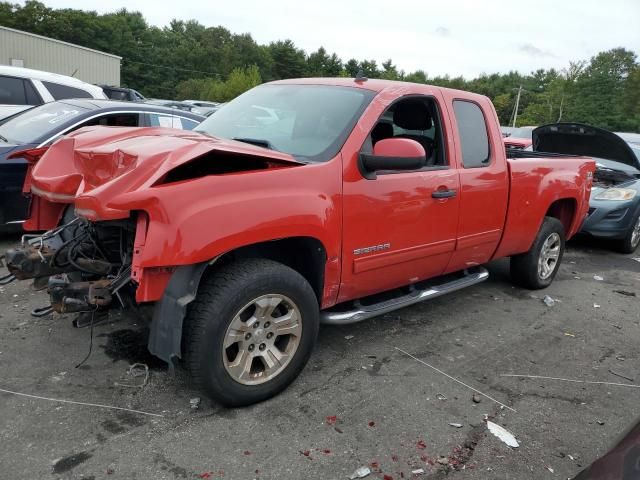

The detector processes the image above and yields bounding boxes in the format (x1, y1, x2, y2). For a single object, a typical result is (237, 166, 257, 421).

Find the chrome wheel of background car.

(538, 232, 561, 280)
(631, 215, 640, 249)
(222, 294, 302, 386)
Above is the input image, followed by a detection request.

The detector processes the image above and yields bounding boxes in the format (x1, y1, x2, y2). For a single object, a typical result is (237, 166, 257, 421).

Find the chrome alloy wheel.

(223, 294, 302, 385)
(631, 215, 640, 249)
(538, 232, 561, 280)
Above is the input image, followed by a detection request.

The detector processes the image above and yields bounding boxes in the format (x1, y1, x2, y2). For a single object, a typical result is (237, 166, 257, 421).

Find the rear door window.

(147, 113, 197, 130)
(24, 80, 42, 105)
(83, 113, 141, 128)
(453, 100, 490, 168)
(0, 75, 27, 105)
(42, 81, 93, 100)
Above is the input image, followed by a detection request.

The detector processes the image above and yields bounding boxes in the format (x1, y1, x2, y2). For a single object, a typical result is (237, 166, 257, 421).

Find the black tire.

(614, 212, 640, 254)
(510, 217, 565, 289)
(183, 258, 319, 407)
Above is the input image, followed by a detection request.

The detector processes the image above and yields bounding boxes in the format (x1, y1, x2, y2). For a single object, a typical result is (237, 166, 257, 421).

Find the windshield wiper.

(0, 133, 8, 143)
(232, 137, 277, 151)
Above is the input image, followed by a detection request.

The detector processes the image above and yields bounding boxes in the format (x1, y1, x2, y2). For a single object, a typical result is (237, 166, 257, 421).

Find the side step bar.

(320, 266, 489, 325)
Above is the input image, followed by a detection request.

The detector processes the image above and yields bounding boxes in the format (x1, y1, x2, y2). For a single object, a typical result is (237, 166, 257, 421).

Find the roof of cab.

(269, 77, 487, 101)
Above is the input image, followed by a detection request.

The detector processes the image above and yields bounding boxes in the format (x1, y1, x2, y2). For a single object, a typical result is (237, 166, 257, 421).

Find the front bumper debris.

(48, 276, 113, 313)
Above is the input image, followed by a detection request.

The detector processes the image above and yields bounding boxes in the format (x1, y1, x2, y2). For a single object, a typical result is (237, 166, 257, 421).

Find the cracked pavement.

(1, 234, 639, 479)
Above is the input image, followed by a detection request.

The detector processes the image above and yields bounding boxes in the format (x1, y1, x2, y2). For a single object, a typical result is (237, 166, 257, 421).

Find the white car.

(0, 65, 106, 120)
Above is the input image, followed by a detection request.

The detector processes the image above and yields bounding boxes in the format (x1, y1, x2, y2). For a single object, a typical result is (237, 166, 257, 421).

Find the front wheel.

(510, 217, 565, 289)
(183, 258, 319, 406)
(615, 213, 640, 254)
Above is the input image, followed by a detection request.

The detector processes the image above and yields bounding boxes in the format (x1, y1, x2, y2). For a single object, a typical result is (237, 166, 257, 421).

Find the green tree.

(268, 40, 307, 79)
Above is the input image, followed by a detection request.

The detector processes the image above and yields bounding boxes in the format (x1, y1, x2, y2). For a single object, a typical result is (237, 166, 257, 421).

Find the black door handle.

(432, 189, 457, 199)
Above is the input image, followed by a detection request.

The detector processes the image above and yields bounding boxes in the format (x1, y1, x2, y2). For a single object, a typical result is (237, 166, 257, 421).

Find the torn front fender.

(148, 261, 210, 363)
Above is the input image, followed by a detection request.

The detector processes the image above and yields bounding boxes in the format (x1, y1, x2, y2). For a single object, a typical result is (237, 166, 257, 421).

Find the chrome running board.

(320, 266, 489, 325)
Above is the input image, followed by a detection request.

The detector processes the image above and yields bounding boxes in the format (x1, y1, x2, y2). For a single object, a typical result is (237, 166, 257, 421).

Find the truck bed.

(493, 155, 595, 259)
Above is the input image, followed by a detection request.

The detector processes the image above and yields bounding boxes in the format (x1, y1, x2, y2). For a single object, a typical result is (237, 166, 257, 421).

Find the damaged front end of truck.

(5, 215, 137, 315)
(2, 124, 308, 351)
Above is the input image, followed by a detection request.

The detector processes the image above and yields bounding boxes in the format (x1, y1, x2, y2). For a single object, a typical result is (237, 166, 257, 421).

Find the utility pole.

(512, 85, 523, 127)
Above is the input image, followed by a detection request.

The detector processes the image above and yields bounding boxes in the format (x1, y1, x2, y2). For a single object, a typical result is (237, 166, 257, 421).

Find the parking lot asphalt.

(1, 233, 639, 480)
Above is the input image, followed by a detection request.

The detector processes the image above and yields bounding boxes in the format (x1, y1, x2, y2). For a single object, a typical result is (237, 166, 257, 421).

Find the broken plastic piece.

(411, 469, 425, 475)
(348, 466, 371, 479)
(593, 275, 604, 281)
(593, 303, 601, 308)
(449, 423, 463, 428)
(487, 421, 519, 448)
(543, 295, 555, 307)
(190, 397, 201, 409)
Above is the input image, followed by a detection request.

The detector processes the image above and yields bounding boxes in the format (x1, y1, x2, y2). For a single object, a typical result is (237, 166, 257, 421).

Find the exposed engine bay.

(4, 215, 137, 315)
(592, 164, 638, 189)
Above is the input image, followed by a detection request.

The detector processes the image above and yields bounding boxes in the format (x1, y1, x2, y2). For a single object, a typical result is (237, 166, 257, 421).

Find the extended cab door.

(443, 96, 509, 273)
(339, 93, 461, 302)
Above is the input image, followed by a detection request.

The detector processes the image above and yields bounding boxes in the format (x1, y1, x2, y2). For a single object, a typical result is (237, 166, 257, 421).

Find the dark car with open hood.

(531, 123, 640, 253)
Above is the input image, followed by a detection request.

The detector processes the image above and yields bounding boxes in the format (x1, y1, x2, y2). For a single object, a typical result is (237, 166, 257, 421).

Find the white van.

(0, 65, 106, 120)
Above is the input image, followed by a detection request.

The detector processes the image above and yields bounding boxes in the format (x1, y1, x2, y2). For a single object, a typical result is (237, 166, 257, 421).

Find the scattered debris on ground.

(487, 421, 519, 448)
(608, 369, 634, 382)
(394, 347, 516, 412)
(614, 290, 636, 297)
(543, 295, 556, 307)
(449, 422, 463, 428)
(190, 397, 201, 410)
(500, 374, 640, 389)
(348, 466, 371, 479)
(593, 275, 604, 281)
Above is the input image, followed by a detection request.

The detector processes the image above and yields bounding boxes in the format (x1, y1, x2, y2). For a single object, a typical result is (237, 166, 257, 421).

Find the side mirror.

(359, 138, 426, 179)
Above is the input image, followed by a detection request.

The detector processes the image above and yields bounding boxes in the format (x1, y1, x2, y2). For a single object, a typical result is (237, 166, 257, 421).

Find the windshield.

(194, 84, 375, 162)
(0, 101, 90, 144)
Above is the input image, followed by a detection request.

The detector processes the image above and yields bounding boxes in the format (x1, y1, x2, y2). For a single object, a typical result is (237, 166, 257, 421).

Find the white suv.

(0, 65, 106, 120)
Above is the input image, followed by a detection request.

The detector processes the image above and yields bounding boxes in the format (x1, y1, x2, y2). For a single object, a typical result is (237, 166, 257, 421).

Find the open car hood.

(532, 123, 640, 169)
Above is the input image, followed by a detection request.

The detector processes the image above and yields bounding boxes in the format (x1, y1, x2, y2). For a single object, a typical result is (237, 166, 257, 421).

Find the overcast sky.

(39, 0, 640, 78)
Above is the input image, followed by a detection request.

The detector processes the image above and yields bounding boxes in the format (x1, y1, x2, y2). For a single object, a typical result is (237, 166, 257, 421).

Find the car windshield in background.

(508, 127, 534, 139)
(0, 101, 90, 144)
(194, 84, 375, 162)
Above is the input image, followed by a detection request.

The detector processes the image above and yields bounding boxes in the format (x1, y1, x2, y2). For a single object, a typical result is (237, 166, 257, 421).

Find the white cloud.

(33, 0, 640, 78)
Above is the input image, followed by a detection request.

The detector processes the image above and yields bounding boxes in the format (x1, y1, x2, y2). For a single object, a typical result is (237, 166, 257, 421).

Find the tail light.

(7, 146, 49, 164)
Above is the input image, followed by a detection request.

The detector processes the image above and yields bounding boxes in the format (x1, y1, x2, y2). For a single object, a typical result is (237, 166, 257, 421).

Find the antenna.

(355, 69, 368, 82)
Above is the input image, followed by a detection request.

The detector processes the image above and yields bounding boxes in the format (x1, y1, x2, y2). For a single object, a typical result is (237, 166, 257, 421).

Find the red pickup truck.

(4, 78, 594, 406)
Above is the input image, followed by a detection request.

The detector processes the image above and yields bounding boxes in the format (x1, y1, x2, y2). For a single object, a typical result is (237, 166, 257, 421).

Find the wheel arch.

(545, 197, 577, 236)
(148, 236, 328, 364)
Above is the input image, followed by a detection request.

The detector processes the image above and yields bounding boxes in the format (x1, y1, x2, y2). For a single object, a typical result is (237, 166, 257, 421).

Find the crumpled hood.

(29, 126, 303, 201)
(533, 123, 640, 169)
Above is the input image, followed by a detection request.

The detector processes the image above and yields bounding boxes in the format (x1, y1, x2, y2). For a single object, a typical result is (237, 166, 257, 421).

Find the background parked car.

(0, 65, 106, 120)
(0, 99, 204, 226)
(182, 100, 220, 115)
(99, 85, 145, 102)
(532, 123, 640, 253)
(143, 98, 206, 114)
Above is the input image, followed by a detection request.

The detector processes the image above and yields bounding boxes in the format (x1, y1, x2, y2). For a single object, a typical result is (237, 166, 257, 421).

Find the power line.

(122, 59, 222, 77)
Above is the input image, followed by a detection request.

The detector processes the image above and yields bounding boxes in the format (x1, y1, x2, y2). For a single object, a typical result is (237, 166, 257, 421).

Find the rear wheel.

(510, 217, 565, 289)
(615, 213, 640, 254)
(183, 258, 319, 406)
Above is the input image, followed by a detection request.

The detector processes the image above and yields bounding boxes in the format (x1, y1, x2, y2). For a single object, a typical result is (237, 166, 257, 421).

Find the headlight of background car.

(594, 188, 637, 201)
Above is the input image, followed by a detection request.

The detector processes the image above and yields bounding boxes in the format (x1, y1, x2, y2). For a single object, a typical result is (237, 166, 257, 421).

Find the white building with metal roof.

(0, 26, 121, 86)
